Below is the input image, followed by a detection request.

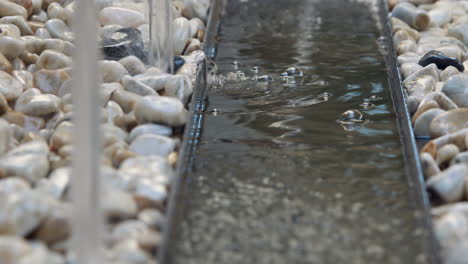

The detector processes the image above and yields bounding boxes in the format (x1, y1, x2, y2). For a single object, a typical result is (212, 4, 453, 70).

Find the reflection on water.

(170, 0, 432, 263)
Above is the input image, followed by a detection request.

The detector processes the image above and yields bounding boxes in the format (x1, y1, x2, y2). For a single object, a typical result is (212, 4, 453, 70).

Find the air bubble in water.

(312, 80, 329, 86)
(232, 61, 240, 70)
(338, 109, 365, 124)
(360, 101, 375, 109)
(254, 75, 273, 82)
(251, 66, 260, 74)
(365, 95, 383, 102)
(210, 109, 220, 116)
(318, 92, 333, 101)
(286, 67, 304, 77)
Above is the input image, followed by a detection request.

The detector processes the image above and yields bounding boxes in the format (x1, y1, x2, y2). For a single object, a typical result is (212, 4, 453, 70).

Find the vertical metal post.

(71, 0, 103, 263)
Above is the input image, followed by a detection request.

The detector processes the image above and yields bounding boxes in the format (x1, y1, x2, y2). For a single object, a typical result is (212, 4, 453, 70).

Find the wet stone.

(101, 28, 146, 62)
(286, 67, 304, 77)
(418, 50, 465, 72)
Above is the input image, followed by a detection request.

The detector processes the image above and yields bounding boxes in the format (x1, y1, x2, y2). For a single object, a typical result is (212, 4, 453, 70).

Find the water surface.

(169, 0, 432, 263)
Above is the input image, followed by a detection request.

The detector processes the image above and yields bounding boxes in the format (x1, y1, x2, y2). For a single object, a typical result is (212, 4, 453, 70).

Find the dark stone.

(173, 55, 185, 73)
(418, 50, 464, 72)
(101, 28, 147, 63)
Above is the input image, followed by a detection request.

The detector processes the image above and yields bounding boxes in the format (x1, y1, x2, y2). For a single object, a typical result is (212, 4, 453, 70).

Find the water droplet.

(251, 66, 260, 74)
(254, 75, 273, 82)
(360, 101, 375, 109)
(286, 67, 304, 77)
(338, 109, 365, 124)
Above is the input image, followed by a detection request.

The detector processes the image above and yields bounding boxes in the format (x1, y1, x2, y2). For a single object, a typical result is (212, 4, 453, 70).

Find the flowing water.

(167, 0, 434, 263)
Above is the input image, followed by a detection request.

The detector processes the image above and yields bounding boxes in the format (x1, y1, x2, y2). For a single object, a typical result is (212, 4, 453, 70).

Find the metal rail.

(377, 0, 441, 263)
(157, 0, 225, 262)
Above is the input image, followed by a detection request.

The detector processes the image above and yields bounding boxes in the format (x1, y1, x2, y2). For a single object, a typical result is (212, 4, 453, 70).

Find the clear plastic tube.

(70, 0, 103, 263)
(149, 0, 174, 73)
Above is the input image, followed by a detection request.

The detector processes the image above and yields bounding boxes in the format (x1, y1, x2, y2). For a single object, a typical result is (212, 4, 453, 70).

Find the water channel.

(165, 0, 435, 263)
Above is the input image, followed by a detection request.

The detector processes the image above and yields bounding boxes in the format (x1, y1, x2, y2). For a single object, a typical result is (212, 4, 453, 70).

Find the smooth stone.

(441, 66, 462, 82)
(101, 27, 146, 62)
(30, 10, 47, 24)
(121, 75, 156, 96)
(390, 17, 420, 40)
(49, 121, 72, 150)
(0, 94, 9, 116)
(437, 144, 460, 167)
(391, 2, 430, 30)
(11, 58, 24, 71)
(0, 37, 25, 61)
(433, 92, 459, 111)
(181, 0, 210, 21)
(435, 45, 465, 62)
(0, 1, 27, 19)
(393, 29, 414, 47)
(0, 190, 52, 236)
(403, 63, 439, 84)
(0, 53, 13, 73)
(434, 211, 468, 252)
(397, 39, 416, 55)
(44, 19, 73, 42)
(47, 2, 72, 24)
(99, 7, 145, 28)
(35, 50, 71, 71)
(442, 74, 468, 107)
(134, 181, 167, 208)
(102, 187, 138, 219)
(0, 120, 12, 155)
(133, 74, 171, 92)
(401, 63, 422, 79)
(421, 152, 440, 179)
(430, 109, 468, 138)
(0, 236, 31, 263)
(448, 21, 468, 46)
(138, 209, 164, 230)
(34, 203, 70, 245)
(36, 167, 69, 200)
(118, 56, 145, 76)
(452, 152, 468, 166)
(428, 7, 451, 27)
(110, 88, 142, 113)
(105, 100, 124, 124)
(419, 50, 464, 72)
(0, 16, 32, 35)
(109, 239, 151, 264)
(134, 96, 187, 126)
(7, 0, 33, 16)
(0, 71, 23, 101)
(406, 75, 435, 98)
(13, 70, 32, 91)
(99, 24, 123, 39)
(0, 23, 21, 38)
(34, 68, 70, 95)
(427, 164, 468, 203)
(128, 124, 172, 143)
(99, 60, 129, 83)
(119, 155, 174, 185)
(100, 82, 121, 105)
(165, 74, 193, 104)
(136, 23, 149, 48)
(188, 18, 204, 38)
(36, 28, 51, 39)
(397, 52, 421, 65)
(129, 134, 175, 157)
(173, 17, 191, 55)
(110, 220, 149, 244)
(184, 38, 201, 55)
(16, 93, 60, 116)
(414, 108, 445, 138)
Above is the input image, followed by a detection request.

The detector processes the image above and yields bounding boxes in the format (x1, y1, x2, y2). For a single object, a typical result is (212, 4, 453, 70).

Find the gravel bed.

(0, 0, 209, 263)
(389, 0, 468, 262)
